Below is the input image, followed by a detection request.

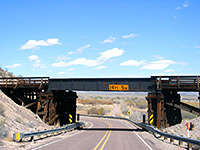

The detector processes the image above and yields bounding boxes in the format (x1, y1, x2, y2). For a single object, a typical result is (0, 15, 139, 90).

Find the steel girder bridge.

(0, 76, 200, 128)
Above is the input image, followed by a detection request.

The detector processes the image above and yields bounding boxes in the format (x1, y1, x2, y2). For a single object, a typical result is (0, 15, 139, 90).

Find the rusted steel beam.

(157, 94, 162, 129)
(25, 102, 37, 108)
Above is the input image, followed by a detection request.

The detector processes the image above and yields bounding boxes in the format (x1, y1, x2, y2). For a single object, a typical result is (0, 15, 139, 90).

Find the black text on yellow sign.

(109, 84, 129, 91)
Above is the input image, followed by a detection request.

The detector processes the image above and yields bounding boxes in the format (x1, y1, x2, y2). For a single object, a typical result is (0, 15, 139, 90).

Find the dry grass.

(135, 100, 147, 109)
(181, 110, 197, 120)
(78, 99, 113, 105)
(184, 102, 199, 107)
(88, 107, 105, 115)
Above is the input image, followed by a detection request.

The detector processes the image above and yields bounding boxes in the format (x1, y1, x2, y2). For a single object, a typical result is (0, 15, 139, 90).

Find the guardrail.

(13, 122, 85, 142)
(79, 114, 200, 148)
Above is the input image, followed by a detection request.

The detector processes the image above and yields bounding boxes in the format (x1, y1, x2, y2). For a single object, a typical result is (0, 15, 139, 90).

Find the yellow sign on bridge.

(109, 84, 129, 91)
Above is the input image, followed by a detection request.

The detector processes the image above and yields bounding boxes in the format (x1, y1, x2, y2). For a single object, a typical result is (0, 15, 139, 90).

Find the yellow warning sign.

(149, 114, 154, 125)
(98, 111, 101, 115)
(69, 114, 72, 119)
(69, 118, 72, 123)
(150, 114, 153, 120)
(150, 118, 154, 125)
(69, 114, 72, 123)
(16, 133, 20, 141)
(109, 84, 129, 91)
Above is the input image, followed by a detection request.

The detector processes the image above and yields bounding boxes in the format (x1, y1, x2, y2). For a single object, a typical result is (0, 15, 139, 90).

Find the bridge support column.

(37, 90, 77, 126)
(163, 90, 182, 127)
(146, 92, 165, 129)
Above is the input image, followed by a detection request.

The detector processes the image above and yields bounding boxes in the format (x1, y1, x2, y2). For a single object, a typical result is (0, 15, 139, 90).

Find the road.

(30, 116, 184, 150)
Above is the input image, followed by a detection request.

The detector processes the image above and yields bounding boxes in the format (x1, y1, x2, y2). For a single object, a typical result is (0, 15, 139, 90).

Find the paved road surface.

(31, 116, 184, 150)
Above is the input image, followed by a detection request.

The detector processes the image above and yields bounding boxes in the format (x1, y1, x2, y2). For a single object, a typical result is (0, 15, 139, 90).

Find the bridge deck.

(0, 76, 199, 92)
(48, 78, 154, 92)
(154, 76, 200, 91)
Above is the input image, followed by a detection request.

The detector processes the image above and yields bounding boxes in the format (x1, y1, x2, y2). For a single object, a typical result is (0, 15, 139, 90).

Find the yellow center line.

(93, 121, 112, 150)
(99, 123, 112, 150)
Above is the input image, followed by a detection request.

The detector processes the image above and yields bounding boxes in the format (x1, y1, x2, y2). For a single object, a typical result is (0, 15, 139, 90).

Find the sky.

(0, 0, 200, 78)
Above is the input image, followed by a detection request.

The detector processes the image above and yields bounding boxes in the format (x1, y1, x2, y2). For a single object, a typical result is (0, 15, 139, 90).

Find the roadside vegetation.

(0, 67, 15, 78)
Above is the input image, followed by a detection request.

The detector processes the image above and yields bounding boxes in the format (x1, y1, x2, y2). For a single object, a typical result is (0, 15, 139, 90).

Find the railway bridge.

(0, 76, 199, 128)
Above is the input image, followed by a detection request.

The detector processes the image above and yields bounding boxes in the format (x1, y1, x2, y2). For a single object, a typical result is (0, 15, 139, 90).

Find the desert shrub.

(135, 100, 147, 109)
(121, 104, 128, 115)
(78, 99, 113, 105)
(113, 100, 120, 104)
(126, 100, 135, 107)
(88, 107, 105, 115)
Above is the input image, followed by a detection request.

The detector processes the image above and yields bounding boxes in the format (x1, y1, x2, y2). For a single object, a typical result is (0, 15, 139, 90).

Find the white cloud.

(194, 46, 200, 48)
(175, 1, 189, 10)
(122, 33, 139, 39)
(102, 36, 116, 43)
(28, 55, 46, 68)
(153, 55, 165, 60)
(52, 61, 68, 67)
(68, 68, 74, 71)
(57, 68, 75, 75)
(68, 44, 91, 55)
(67, 58, 98, 67)
(141, 59, 176, 70)
(76, 44, 91, 53)
(151, 59, 176, 64)
(52, 48, 124, 67)
(183, 4, 188, 8)
(98, 48, 124, 61)
(68, 51, 74, 55)
(165, 69, 175, 72)
(56, 55, 69, 61)
(20, 38, 61, 50)
(96, 66, 106, 70)
(28, 55, 39, 61)
(6, 64, 21, 69)
(141, 63, 169, 70)
(57, 71, 66, 75)
(120, 60, 146, 66)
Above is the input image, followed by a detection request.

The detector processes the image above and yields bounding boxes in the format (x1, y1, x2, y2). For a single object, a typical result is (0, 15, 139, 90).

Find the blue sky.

(0, 0, 200, 78)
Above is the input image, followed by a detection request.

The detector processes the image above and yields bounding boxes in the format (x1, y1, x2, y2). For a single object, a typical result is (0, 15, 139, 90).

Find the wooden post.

(157, 93, 161, 129)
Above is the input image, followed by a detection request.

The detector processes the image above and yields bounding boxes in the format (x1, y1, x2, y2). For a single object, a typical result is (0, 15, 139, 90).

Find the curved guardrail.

(79, 114, 200, 147)
(13, 122, 85, 142)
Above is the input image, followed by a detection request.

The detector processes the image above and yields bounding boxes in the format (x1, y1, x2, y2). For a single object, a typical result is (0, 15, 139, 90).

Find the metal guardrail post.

(77, 114, 80, 121)
(13, 122, 85, 142)
(143, 114, 145, 123)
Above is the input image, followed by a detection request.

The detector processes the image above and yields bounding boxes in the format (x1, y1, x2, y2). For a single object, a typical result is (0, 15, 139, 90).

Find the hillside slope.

(0, 90, 52, 149)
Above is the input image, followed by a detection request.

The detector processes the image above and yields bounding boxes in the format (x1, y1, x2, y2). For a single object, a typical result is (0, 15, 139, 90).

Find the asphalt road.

(31, 116, 184, 150)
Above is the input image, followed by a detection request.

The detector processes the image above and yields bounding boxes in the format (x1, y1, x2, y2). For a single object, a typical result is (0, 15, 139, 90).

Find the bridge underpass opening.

(0, 76, 200, 128)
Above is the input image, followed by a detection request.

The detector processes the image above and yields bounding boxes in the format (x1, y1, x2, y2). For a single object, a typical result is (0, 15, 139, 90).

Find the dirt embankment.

(164, 116, 200, 140)
(0, 90, 52, 149)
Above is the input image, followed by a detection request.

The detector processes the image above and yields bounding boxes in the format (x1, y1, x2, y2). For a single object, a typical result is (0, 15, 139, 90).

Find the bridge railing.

(153, 76, 200, 91)
(0, 77, 49, 89)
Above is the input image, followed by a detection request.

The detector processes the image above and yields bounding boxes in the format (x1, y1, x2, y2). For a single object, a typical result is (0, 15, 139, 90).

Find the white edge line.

(121, 121, 153, 150)
(32, 121, 93, 150)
